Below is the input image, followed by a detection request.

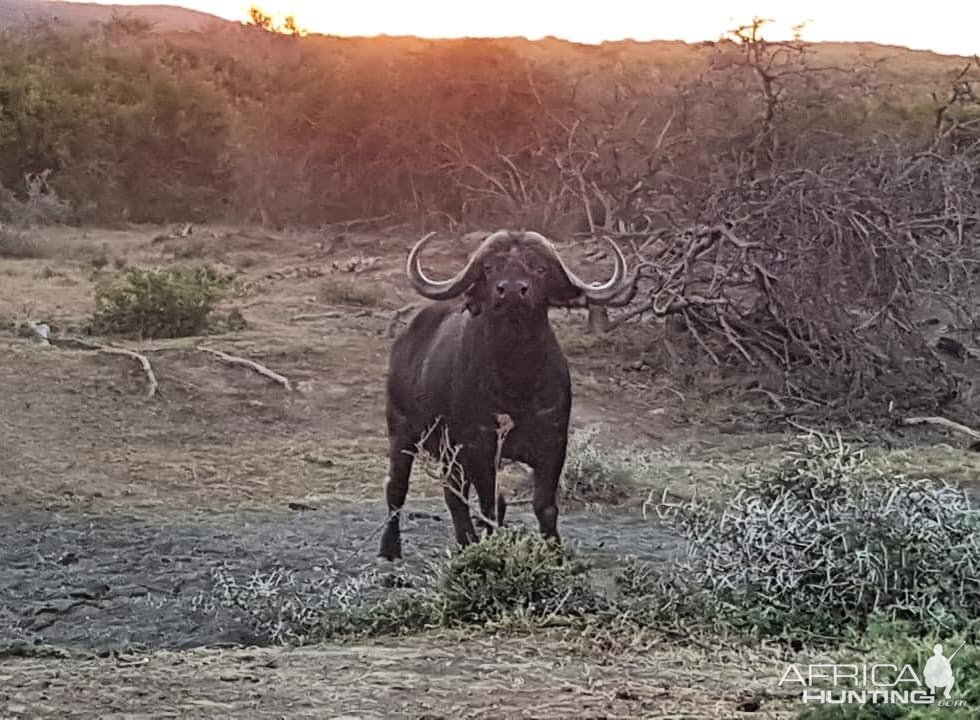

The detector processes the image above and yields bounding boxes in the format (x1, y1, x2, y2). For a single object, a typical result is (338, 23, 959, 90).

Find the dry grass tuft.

(561, 425, 655, 503)
(0, 226, 44, 259)
(318, 276, 387, 308)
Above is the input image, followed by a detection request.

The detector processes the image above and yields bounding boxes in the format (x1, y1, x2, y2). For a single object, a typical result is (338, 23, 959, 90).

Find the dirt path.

(0, 639, 798, 719)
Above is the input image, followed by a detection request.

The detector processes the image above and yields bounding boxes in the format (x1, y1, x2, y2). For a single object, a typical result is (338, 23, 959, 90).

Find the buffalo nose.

(495, 280, 529, 298)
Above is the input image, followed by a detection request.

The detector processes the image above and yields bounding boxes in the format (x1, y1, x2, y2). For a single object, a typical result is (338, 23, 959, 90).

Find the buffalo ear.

(463, 279, 486, 317)
(547, 277, 586, 307)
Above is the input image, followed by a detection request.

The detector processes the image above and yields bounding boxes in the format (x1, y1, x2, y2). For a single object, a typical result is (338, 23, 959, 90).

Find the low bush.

(199, 528, 602, 643)
(627, 435, 980, 640)
(89, 265, 231, 339)
(432, 528, 599, 625)
(0, 172, 72, 226)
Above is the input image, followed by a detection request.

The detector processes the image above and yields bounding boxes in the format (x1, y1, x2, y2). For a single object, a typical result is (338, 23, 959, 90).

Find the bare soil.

(1, 223, 977, 719)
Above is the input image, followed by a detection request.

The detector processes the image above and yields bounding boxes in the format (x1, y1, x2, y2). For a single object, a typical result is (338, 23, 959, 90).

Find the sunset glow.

(67, 1, 978, 57)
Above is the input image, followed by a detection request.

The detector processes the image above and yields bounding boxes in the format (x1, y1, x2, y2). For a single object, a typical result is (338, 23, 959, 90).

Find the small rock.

(735, 696, 762, 712)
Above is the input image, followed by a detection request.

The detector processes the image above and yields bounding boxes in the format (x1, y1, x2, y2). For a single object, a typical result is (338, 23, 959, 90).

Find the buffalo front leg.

(378, 439, 414, 561)
(468, 455, 503, 537)
(531, 454, 564, 545)
(443, 462, 479, 548)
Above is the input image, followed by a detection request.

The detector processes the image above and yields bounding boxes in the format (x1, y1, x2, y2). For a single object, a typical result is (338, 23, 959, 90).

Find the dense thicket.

(0, 18, 972, 227)
(0, 19, 579, 224)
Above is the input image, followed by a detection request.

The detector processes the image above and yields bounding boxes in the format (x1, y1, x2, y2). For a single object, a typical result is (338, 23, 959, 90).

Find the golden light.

(233, 1, 814, 44)
(245, 4, 308, 35)
(65, 1, 979, 57)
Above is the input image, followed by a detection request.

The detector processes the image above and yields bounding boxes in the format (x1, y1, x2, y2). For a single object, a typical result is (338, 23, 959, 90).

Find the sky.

(67, 1, 978, 57)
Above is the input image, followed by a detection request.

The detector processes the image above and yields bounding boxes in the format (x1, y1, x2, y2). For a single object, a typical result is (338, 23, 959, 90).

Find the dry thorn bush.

(625, 433, 980, 641)
(437, 21, 980, 421)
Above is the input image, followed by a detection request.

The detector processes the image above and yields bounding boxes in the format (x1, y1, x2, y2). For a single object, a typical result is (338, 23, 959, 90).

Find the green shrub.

(432, 528, 599, 625)
(89, 265, 231, 338)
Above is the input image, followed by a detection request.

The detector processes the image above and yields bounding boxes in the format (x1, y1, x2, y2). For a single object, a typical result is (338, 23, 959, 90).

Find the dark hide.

(378, 231, 618, 560)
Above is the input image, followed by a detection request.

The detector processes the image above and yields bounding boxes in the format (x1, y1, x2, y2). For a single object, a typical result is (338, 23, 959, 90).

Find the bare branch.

(198, 347, 293, 391)
(899, 416, 980, 442)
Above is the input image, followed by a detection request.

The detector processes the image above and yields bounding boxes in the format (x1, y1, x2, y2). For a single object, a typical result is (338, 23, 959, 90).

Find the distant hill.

(0, 0, 230, 32)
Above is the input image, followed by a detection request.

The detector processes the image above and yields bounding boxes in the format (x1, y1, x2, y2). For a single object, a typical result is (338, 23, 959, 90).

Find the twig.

(46, 335, 159, 399)
(197, 347, 293, 391)
(320, 213, 394, 231)
(290, 313, 340, 322)
(412, 424, 501, 532)
(899, 416, 980, 441)
(98, 346, 160, 399)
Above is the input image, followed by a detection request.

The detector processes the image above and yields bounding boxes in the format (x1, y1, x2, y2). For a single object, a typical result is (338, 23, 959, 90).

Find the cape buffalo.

(378, 230, 629, 561)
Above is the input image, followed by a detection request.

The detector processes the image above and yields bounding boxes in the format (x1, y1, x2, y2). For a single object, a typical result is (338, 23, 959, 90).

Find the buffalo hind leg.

(378, 435, 415, 562)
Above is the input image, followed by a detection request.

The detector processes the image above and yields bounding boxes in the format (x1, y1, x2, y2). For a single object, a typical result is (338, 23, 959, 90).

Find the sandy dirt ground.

(1, 223, 977, 719)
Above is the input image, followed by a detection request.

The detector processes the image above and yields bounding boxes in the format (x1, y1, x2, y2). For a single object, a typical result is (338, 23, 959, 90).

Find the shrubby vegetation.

(0, 225, 40, 258)
(0, 18, 570, 225)
(620, 435, 980, 640)
(196, 529, 599, 644)
(89, 265, 232, 338)
(198, 438, 979, 649)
